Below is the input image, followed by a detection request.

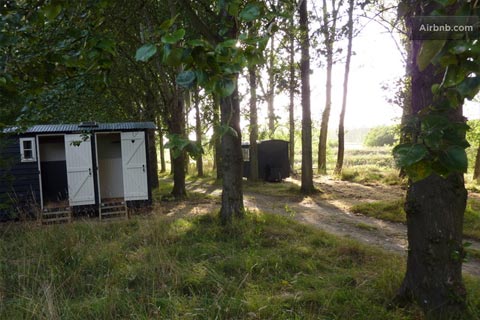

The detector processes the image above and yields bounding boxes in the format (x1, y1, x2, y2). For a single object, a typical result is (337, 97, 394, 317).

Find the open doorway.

(38, 135, 68, 208)
(96, 133, 124, 203)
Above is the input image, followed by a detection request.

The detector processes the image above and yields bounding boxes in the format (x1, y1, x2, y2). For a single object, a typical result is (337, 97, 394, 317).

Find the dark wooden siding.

(0, 135, 41, 218)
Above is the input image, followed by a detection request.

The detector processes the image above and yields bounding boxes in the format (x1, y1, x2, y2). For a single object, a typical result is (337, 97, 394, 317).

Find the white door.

(65, 134, 95, 206)
(121, 131, 148, 201)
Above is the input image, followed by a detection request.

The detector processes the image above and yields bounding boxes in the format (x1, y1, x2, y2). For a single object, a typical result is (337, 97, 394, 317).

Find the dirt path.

(181, 178, 480, 277)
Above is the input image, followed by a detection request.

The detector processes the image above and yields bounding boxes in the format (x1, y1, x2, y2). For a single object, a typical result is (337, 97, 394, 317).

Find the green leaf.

(162, 44, 171, 63)
(176, 70, 196, 88)
(439, 145, 468, 172)
(457, 76, 480, 100)
(161, 29, 185, 44)
(417, 40, 446, 71)
(43, 4, 62, 20)
(404, 160, 433, 182)
(166, 48, 183, 66)
(159, 15, 179, 31)
(239, 3, 261, 22)
(0, 77, 6, 86)
(218, 124, 238, 138)
(216, 79, 235, 97)
(393, 143, 428, 167)
(135, 44, 157, 62)
(187, 39, 207, 47)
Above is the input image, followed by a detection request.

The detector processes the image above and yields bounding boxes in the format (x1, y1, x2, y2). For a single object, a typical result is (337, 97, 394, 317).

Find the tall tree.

(267, 37, 277, 137)
(334, 0, 354, 174)
(248, 66, 260, 181)
(318, 0, 344, 174)
(193, 89, 204, 177)
(289, 20, 296, 173)
(394, 1, 480, 316)
(145, 0, 272, 222)
(299, 0, 314, 193)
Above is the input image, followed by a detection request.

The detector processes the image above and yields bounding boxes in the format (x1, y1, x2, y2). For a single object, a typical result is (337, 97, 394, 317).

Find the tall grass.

(0, 212, 455, 319)
(351, 198, 480, 241)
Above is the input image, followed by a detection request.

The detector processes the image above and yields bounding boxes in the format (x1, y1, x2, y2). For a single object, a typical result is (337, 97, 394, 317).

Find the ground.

(161, 175, 480, 277)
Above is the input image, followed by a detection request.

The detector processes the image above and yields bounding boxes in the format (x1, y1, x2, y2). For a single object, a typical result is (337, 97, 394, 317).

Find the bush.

(364, 125, 398, 147)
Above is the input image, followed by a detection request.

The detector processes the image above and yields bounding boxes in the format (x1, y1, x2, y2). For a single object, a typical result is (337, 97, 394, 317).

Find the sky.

(234, 7, 480, 135)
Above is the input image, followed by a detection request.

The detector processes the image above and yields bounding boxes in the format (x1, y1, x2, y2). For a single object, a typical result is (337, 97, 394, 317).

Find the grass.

(351, 200, 406, 223)
(351, 198, 480, 240)
(339, 166, 405, 185)
(5, 211, 472, 319)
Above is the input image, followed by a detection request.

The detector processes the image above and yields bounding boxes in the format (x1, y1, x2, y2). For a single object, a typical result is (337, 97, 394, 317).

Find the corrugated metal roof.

(11, 122, 157, 134)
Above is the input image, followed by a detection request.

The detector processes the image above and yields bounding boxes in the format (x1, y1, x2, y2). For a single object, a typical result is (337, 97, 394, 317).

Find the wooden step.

(99, 202, 128, 220)
(41, 207, 71, 224)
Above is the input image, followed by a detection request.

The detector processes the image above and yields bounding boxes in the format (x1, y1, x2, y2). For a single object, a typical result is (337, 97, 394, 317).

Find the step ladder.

(99, 201, 128, 220)
(40, 207, 72, 224)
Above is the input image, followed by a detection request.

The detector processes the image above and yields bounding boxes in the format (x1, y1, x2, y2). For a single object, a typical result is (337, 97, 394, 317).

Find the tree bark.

(334, 0, 354, 175)
(267, 37, 276, 138)
(289, 13, 295, 173)
(299, 0, 314, 194)
(145, 90, 159, 189)
(219, 81, 244, 223)
(318, 0, 340, 174)
(248, 66, 259, 181)
(147, 129, 159, 189)
(473, 145, 480, 182)
(213, 95, 223, 180)
(398, 173, 467, 317)
(158, 124, 166, 173)
(169, 91, 187, 198)
(194, 88, 204, 177)
(397, 4, 467, 314)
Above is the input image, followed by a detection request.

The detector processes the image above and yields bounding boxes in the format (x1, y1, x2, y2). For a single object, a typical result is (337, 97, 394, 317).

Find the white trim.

(36, 135, 44, 210)
(94, 133, 101, 207)
(19, 137, 36, 162)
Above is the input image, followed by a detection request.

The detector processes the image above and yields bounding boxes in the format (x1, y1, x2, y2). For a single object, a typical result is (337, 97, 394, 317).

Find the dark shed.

(0, 122, 156, 220)
(242, 140, 290, 182)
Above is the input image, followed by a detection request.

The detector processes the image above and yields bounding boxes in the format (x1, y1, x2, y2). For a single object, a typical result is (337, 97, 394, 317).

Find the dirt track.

(178, 177, 480, 277)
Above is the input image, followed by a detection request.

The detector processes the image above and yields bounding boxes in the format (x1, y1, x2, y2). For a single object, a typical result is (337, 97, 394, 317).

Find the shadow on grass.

(4, 211, 459, 319)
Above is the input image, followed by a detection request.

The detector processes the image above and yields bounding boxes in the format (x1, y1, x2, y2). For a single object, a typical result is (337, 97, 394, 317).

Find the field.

(2, 144, 480, 319)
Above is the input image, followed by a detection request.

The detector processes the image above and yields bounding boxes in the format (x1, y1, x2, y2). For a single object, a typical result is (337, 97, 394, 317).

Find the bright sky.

(240, 13, 407, 132)
(310, 21, 405, 129)
(236, 9, 480, 134)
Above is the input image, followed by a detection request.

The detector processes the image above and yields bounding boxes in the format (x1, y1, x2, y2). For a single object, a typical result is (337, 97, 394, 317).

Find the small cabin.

(242, 140, 290, 182)
(0, 122, 156, 221)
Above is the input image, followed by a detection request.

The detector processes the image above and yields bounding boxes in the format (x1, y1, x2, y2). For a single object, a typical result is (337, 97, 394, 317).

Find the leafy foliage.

(0, 0, 116, 128)
(364, 125, 398, 147)
(393, 2, 480, 181)
(164, 133, 203, 160)
(134, 1, 272, 98)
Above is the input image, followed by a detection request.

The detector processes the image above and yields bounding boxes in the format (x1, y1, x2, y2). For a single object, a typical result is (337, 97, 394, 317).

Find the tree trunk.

(267, 37, 276, 138)
(194, 89, 204, 177)
(184, 91, 191, 175)
(398, 173, 467, 317)
(147, 129, 159, 189)
(289, 13, 295, 173)
(248, 67, 259, 181)
(334, 0, 354, 175)
(318, 0, 339, 175)
(213, 95, 223, 180)
(219, 81, 244, 224)
(473, 145, 480, 182)
(397, 7, 467, 314)
(299, 0, 314, 194)
(169, 91, 187, 198)
(145, 90, 159, 189)
(158, 124, 166, 173)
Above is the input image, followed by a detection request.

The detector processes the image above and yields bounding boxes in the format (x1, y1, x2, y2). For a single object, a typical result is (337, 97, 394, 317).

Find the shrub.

(364, 125, 398, 147)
